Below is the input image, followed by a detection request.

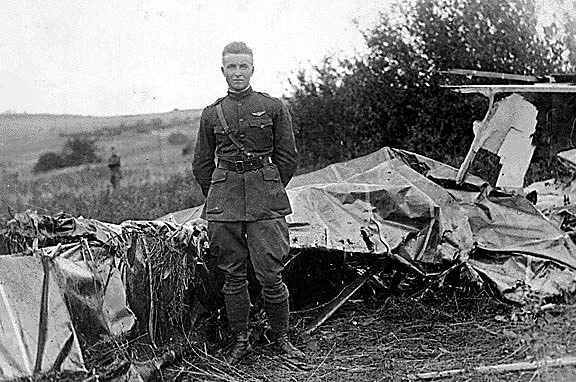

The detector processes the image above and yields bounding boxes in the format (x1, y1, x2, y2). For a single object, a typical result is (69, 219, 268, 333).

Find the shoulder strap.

(215, 103, 254, 158)
(208, 96, 225, 108)
(256, 91, 274, 100)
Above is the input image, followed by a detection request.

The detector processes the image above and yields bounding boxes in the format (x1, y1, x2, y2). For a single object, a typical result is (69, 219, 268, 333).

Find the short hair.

(222, 41, 253, 57)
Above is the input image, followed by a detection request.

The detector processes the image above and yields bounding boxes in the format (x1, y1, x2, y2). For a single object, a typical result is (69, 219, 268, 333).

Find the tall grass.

(0, 163, 204, 224)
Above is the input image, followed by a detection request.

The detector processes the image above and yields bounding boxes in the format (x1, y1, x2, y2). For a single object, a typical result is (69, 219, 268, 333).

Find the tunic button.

(239, 133, 246, 138)
(239, 118, 244, 122)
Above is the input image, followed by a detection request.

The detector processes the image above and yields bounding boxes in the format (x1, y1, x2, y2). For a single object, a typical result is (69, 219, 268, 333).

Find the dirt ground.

(149, 287, 576, 382)
(28, 285, 576, 382)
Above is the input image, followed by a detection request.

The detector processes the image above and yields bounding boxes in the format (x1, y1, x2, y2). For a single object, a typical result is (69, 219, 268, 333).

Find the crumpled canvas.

(159, 146, 576, 302)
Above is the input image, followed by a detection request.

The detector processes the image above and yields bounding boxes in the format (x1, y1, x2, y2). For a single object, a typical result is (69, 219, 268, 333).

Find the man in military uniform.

(192, 41, 304, 365)
(107, 147, 122, 190)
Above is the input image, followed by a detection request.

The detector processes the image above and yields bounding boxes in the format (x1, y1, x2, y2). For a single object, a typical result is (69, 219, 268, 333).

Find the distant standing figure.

(107, 147, 122, 189)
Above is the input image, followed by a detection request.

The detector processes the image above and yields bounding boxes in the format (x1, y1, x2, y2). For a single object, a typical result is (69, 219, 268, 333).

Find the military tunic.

(107, 153, 122, 189)
(192, 87, 298, 303)
(193, 87, 298, 222)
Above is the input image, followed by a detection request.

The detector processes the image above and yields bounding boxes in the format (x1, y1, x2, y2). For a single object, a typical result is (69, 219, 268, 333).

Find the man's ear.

(221, 66, 225, 76)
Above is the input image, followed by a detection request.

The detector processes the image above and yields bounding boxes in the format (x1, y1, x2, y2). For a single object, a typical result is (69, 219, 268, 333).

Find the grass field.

(0, 110, 204, 223)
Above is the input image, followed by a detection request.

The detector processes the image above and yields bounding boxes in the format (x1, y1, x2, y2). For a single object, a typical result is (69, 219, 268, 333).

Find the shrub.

(167, 132, 190, 146)
(182, 138, 197, 156)
(150, 118, 163, 129)
(33, 152, 64, 174)
(61, 137, 100, 167)
(33, 137, 101, 174)
(182, 144, 193, 156)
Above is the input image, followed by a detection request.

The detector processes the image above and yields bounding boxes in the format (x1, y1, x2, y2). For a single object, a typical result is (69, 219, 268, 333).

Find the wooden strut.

(441, 69, 540, 83)
(414, 356, 576, 380)
(303, 262, 386, 335)
(140, 236, 157, 349)
(455, 89, 495, 184)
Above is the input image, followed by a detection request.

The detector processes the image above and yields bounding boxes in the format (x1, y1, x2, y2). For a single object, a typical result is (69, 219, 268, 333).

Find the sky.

(0, 0, 386, 116)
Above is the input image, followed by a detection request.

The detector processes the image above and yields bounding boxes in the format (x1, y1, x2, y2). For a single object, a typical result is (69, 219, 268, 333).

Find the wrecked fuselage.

(162, 144, 576, 305)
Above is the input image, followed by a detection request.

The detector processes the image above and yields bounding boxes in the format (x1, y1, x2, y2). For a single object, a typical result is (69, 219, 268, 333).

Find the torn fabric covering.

(5, 211, 123, 246)
(160, 146, 576, 302)
(468, 251, 576, 303)
(1, 210, 127, 258)
(161, 148, 482, 261)
(525, 148, 576, 226)
(454, 93, 538, 188)
(52, 255, 136, 341)
(472, 94, 538, 189)
(0, 255, 86, 379)
(0, 213, 201, 380)
(557, 148, 576, 170)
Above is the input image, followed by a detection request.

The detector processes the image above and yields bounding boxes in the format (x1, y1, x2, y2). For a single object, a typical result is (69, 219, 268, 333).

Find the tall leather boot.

(225, 331, 252, 366)
(264, 299, 305, 359)
(224, 290, 252, 365)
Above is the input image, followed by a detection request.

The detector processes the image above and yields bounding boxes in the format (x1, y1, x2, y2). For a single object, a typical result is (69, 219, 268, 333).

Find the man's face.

(221, 53, 254, 91)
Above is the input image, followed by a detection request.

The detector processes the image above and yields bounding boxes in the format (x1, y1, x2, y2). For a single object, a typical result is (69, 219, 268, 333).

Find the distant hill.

(0, 109, 202, 176)
(0, 109, 201, 143)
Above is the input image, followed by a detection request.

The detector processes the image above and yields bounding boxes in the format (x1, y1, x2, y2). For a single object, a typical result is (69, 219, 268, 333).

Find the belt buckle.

(234, 161, 245, 173)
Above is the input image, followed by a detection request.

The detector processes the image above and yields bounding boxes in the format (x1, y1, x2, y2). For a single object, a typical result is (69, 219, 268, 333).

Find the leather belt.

(218, 156, 273, 173)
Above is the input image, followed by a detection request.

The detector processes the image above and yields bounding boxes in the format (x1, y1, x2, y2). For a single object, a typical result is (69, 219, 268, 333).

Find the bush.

(181, 137, 197, 156)
(182, 144, 193, 156)
(61, 137, 100, 167)
(167, 132, 190, 146)
(33, 152, 64, 174)
(33, 137, 100, 174)
(151, 118, 163, 129)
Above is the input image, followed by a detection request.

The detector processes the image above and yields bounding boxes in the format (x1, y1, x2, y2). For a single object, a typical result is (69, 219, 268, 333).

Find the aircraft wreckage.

(2, 78, 576, 380)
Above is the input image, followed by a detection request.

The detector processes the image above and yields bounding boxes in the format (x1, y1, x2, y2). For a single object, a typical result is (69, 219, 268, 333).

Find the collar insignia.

(251, 111, 266, 117)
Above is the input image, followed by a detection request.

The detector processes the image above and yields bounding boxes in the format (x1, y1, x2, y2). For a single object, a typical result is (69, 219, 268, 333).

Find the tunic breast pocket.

(213, 124, 227, 141)
(248, 117, 274, 148)
(213, 124, 236, 154)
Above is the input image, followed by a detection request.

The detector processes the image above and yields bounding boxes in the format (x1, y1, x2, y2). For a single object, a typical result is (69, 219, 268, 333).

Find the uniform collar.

(227, 85, 253, 100)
